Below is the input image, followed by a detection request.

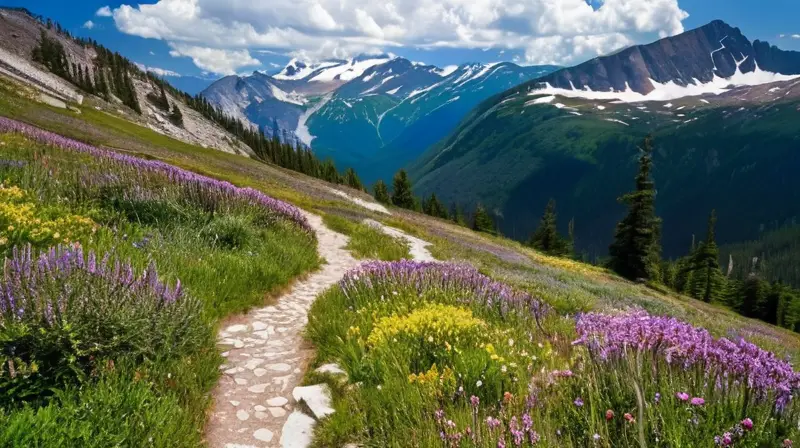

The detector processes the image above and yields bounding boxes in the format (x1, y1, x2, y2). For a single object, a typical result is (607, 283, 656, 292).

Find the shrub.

(200, 215, 257, 249)
(0, 245, 207, 408)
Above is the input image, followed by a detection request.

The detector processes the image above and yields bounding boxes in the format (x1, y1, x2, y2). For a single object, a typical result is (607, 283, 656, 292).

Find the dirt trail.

(206, 212, 430, 448)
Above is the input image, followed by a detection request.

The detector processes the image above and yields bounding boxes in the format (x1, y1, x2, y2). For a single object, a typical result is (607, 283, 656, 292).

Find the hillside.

(411, 20, 800, 258)
(0, 7, 253, 156)
(2, 48, 800, 446)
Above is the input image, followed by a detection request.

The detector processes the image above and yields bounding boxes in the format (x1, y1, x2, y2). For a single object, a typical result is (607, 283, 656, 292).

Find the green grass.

(0, 132, 319, 445)
(322, 213, 410, 261)
(306, 262, 800, 447)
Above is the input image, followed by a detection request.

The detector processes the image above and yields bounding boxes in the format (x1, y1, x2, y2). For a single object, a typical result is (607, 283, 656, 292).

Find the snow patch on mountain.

(296, 95, 332, 146)
(268, 84, 307, 106)
(531, 64, 800, 104)
(435, 65, 459, 77)
(311, 57, 393, 83)
(386, 86, 402, 95)
(274, 59, 341, 81)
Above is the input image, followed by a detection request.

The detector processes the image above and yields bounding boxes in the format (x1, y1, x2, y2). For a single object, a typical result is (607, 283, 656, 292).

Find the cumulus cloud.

(110, 0, 689, 70)
(135, 62, 182, 77)
(96, 6, 113, 17)
(82, 20, 95, 30)
(168, 44, 260, 75)
(793, 34, 800, 39)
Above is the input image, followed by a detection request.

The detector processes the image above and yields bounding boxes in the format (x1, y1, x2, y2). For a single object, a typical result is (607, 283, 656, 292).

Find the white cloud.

(149, 51, 156, 55)
(135, 62, 182, 77)
(168, 44, 260, 75)
(110, 0, 689, 68)
(793, 34, 800, 39)
(82, 20, 95, 30)
(96, 6, 112, 17)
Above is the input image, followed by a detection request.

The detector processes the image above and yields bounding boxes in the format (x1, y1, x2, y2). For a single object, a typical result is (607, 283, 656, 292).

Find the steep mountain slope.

(201, 55, 557, 183)
(411, 20, 800, 258)
(0, 7, 251, 155)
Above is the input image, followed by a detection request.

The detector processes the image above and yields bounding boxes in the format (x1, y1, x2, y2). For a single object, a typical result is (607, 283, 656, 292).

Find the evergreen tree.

(170, 103, 184, 126)
(391, 169, 414, 209)
(688, 210, 726, 302)
(739, 274, 768, 320)
(159, 83, 170, 110)
(423, 193, 447, 219)
(373, 180, 390, 204)
(608, 136, 662, 281)
(344, 168, 363, 190)
(529, 199, 569, 256)
(472, 203, 496, 234)
(451, 203, 467, 226)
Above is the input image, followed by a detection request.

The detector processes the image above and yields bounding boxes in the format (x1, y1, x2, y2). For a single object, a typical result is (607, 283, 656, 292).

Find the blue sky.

(11, 0, 800, 79)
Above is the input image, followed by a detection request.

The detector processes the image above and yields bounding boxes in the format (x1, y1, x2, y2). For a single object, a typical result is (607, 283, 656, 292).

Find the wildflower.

(654, 392, 661, 404)
(605, 409, 614, 421)
(435, 409, 445, 422)
(470, 395, 480, 408)
(504, 392, 513, 403)
(498, 439, 506, 448)
(509, 338, 515, 347)
(784, 439, 793, 448)
(501, 365, 507, 373)
(624, 413, 635, 424)
(690, 397, 705, 406)
(741, 418, 753, 431)
(676, 392, 690, 402)
(486, 417, 501, 430)
(476, 380, 483, 388)
(593, 433, 601, 442)
(573, 397, 584, 407)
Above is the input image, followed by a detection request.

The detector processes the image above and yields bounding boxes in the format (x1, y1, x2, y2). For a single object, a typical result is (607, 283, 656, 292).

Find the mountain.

(411, 20, 800, 258)
(0, 7, 252, 156)
(200, 56, 557, 182)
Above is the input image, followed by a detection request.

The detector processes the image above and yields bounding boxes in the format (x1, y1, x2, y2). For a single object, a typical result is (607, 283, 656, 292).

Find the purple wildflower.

(690, 397, 705, 406)
(573, 397, 584, 407)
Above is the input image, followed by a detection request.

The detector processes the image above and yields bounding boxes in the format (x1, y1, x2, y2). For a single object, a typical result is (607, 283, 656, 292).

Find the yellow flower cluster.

(407, 364, 456, 397)
(366, 303, 486, 348)
(0, 184, 98, 248)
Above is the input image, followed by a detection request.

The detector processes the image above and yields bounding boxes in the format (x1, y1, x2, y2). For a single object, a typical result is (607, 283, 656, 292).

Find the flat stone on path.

(280, 412, 316, 448)
(292, 384, 334, 419)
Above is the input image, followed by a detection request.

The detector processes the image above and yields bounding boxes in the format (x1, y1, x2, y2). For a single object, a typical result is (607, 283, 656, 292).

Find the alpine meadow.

(2, 2, 800, 448)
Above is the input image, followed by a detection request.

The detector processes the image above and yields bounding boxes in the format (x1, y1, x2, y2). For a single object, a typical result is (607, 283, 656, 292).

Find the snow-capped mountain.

(199, 55, 553, 179)
(305, 61, 558, 183)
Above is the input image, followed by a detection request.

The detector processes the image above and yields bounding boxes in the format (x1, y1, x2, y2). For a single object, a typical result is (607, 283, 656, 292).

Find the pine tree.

(608, 136, 662, 281)
(391, 169, 414, 209)
(688, 210, 726, 302)
(739, 274, 768, 319)
(373, 180, 390, 204)
(344, 168, 363, 190)
(451, 203, 467, 226)
(529, 199, 569, 256)
(472, 203, 496, 234)
(170, 103, 184, 126)
(423, 193, 447, 219)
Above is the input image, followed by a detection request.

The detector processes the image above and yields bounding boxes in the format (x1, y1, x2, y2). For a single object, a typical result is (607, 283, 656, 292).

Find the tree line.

(27, 11, 366, 189)
(373, 137, 800, 334)
(597, 136, 800, 332)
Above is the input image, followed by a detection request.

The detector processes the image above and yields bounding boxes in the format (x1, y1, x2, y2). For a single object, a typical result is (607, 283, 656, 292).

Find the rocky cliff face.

(527, 20, 800, 95)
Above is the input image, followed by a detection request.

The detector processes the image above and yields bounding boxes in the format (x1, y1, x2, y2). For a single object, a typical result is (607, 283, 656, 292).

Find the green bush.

(200, 215, 256, 249)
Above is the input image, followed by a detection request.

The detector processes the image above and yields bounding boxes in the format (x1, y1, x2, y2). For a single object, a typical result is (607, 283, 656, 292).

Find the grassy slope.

(410, 93, 800, 258)
(3, 74, 800, 442)
(3, 75, 798, 356)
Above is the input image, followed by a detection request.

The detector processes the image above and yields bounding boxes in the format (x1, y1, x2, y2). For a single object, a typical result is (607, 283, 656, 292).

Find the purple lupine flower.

(573, 397, 584, 407)
(654, 392, 661, 404)
(573, 311, 800, 411)
(676, 392, 690, 401)
(690, 397, 705, 406)
(0, 117, 312, 234)
(1, 244, 184, 324)
(470, 395, 480, 408)
(339, 260, 549, 326)
(741, 418, 753, 431)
